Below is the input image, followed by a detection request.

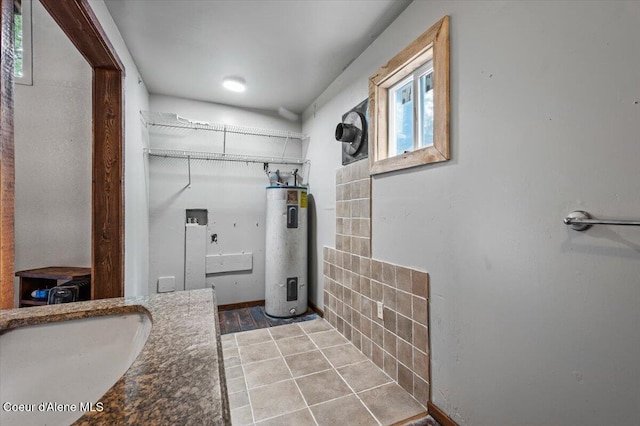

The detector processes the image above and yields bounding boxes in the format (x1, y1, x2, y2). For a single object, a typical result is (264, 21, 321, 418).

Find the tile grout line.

(232, 320, 422, 424)
(243, 341, 383, 389)
(244, 369, 332, 392)
(266, 326, 321, 426)
(330, 304, 429, 414)
(302, 320, 384, 426)
(234, 332, 255, 426)
(240, 340, 359, 367)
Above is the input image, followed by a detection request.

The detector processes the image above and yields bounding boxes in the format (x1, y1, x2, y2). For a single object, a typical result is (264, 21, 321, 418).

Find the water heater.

(265, 186, 308, 317)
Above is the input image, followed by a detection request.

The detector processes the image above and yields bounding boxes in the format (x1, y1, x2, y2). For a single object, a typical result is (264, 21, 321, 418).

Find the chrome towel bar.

(564, 210, 640, 231)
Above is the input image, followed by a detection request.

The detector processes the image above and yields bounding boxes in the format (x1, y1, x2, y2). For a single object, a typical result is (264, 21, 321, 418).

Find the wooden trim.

(370, 18, 443, 86)
(0, 0, 15, 308)
(369, 15, 450, 176)
(92, 68, 124, 299)
(38, 0, 123, 71)
(370, 145, 447, 175)
(433, 15, 450, 161)
(308, 300, 324, 317)
(427, 401, 459, 426)
(218, 300, 265, 311)
(40, 0, 124, 299)
(0, 0, 125, 305)
(377, 49, 434, 90)
(390, 411, 428, 426)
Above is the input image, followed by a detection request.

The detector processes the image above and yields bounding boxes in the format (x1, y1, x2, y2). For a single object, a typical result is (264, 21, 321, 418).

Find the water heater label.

(286, 190, 298, 205)
(300, 191, 308, 208)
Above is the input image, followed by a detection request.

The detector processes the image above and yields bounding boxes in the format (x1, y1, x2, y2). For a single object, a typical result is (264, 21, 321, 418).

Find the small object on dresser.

(48, 286, 78, 304)
(30, 289, 50, 300)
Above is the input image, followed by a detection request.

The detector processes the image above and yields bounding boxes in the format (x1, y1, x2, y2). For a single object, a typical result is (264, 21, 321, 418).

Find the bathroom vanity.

(0, 288, 230, 425)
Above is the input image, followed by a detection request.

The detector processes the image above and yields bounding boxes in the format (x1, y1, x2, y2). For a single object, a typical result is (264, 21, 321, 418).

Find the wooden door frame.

(0, 0, 124, 308)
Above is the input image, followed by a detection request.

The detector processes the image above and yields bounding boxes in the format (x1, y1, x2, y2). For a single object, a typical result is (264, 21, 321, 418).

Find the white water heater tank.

(265, 186, 308, 318)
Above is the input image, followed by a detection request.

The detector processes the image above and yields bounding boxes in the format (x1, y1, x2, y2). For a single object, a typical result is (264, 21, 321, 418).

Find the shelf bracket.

(223, 126, 227, 156)
(187, 155, 192, 188)
(281, 135, 290, 160)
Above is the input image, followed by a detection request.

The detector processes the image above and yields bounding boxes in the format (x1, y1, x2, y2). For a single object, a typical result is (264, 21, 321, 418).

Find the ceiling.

(104, 0, 412, 116)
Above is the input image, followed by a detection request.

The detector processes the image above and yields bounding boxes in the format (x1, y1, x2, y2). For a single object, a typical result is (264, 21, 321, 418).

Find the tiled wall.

(322, 160, 430, 406)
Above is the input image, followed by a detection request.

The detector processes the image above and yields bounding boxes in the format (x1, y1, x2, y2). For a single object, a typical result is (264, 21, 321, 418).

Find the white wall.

(14, 0, 92, 304)
(148, 95, 302, 304)
(302, 1, 640, 425)
(90, 0, 151, 297)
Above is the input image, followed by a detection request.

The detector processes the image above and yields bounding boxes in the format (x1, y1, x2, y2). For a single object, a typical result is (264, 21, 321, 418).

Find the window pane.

(393, 80, 413, 155)
(420, 71, 434, 147)
(14, 1, 23, 78)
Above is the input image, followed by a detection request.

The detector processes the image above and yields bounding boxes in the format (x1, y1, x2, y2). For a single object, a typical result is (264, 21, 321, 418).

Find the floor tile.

(268, 323, 304, 340)
(229, 389, 250, 409)
(308, 329, 348, 348)
(310, 394, 377, 426)
(276, 334, 317, 356)
(244, 357, 292, 389)
(226, 365, 245, 380)
(299, 318, 333, 334)
(337, 360, 392, 392)
(295, 369, 353, 406)
(226, 315, 425, 426)
(321, 343, 367, 368)
(248, 379, 306, 422)
(236, 328, 273, 347)
(284, 350, 332, 377)
(358, 383, 425, 425)
(239, 341, 280, 364)
(227, 376, 247, 394)
(225, 356, 241, 368)
(221, 333, 236, 342)
(223, 346, 239, 359)
(254, 408, 315, 426)
(222, 339, 237, 351)
(230, 405, 253, 426)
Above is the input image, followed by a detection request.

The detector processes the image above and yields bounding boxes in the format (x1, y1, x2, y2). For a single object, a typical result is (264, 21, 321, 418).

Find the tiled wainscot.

(322, 159, 430, 406)
(323, 250, 430, 406)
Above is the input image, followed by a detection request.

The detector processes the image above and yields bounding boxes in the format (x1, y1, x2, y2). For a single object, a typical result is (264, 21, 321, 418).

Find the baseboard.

(391, 411, 428, 426)
(427, 401, 458, 426)
(217, 300, 265, 311)
(308, 300, 324, 317)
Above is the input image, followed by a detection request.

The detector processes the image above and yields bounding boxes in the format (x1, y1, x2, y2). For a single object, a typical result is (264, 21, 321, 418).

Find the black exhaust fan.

(335, 99, 369, 166)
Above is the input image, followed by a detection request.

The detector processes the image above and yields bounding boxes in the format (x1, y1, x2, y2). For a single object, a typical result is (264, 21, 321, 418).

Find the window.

(369, 16, 449, 175)
(13, 0, 32, 85)
(388, 61, 434, 156)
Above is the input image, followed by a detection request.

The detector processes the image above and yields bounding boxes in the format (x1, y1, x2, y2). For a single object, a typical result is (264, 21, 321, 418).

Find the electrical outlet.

(157, 276, 175, 293)
(376, 301, 384, 319)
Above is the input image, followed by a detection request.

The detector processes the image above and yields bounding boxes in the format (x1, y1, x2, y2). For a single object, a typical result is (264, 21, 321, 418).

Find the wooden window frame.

(1, 0, 124, 308)
(369, 15, 450, 175)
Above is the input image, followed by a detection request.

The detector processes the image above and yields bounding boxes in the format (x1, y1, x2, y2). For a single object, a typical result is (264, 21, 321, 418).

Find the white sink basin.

(0, 311, 152, 426)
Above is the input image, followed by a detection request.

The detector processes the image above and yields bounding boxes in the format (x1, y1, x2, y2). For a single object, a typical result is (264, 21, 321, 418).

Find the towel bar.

(564, 210, 640, 231)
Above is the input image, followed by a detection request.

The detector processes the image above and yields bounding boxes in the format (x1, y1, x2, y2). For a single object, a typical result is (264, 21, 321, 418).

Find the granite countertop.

(0, 288, 230, 425)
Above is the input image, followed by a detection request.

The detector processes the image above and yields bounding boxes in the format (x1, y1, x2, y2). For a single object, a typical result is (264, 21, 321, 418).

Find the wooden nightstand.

(16, 266, 91, 308)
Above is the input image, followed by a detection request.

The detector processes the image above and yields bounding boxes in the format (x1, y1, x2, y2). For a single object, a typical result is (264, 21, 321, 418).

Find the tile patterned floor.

(222, 318, 427, 425)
